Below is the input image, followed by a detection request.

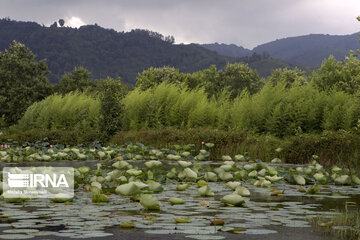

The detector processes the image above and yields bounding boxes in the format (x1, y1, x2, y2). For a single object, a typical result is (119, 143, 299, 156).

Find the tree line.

(1, 40, 360, 138)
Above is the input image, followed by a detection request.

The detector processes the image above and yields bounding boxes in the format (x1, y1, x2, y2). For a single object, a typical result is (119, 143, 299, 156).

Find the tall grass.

(312, 207, 360, 240)
(18, 92, 101, 133)
(122, 83, 221, 130)
(15, 80, 360, 138)
(121, 82, 360, 135)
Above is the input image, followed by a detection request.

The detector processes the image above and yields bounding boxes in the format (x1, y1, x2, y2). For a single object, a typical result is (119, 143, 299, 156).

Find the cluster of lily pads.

(1, 143, 359, 205)
(1, 142, 360, 239)
(0, 142, 210, 162)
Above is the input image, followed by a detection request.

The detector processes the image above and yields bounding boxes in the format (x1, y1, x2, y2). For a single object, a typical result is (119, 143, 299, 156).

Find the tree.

(220, 63, 261, 97)
(50, 21, 58, 28)
(58, 19, 65, 27)
(93, 77, 129, 135)
(268, 68, 308, 88)
(56, 66, 94, 94)
(0, 41, 52, 125)
(135, 67, 186, 91)
(311, 54, 360, 94)
(164, 35, 175, 44)
(187, 65, 221, 97)
(262, 51, 270, 60)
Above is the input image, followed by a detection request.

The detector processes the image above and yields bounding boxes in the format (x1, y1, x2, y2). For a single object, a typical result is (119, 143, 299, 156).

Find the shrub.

(122, 83, 220, 130)
(17, 91, 101, 133)
(121, 81, 360, 136)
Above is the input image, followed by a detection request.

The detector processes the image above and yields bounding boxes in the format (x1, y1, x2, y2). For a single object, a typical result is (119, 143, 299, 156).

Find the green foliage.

(221, 63, 261, 96)
(122, 83, 226, 130)
(186, 65, 220, 95)
(230, 82, 360, 136)
(122, 81, 360, 136)
(1, 127, 360, 167)
(0, 41, 52, 125)
(0, 128, 101, 145)
(135, 67, 186, 91)
(93, 77, 129, 135)
(137, 63, 261, 98)
(311, 53, 360, 94)
(17, 92, 101, 133)
(267, 68, 308, 88)
(56, 66, 94, 94)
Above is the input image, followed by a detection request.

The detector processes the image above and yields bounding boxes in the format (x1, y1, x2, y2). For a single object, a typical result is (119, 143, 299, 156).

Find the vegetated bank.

(1, 42, 360, 169)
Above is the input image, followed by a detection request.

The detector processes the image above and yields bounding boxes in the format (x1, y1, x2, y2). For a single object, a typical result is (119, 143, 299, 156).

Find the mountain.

(0, 18, 238, 84)
(1, 18, 296, 84)
(253, 33, 359, 68)
(202, 33, 360, 68)
(201, 43, 252, 58)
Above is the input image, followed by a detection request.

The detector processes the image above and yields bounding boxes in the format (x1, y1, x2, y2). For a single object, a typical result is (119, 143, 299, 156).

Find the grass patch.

(312, 207, 360, 240)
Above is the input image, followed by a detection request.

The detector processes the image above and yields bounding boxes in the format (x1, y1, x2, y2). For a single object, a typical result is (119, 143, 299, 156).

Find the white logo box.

(3, 167, 74, 199)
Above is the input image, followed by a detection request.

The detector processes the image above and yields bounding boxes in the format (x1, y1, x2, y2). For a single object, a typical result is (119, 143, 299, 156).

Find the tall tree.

(93, 77, 129, 135)
(268, 68, 308, 88)
(56, 66, 94, 94)
(311, 53, 360, 94)
(135, 67, 186, 91)
(58, 19, 65, 27)
(220, 63, 261, 96)
(0, 41, 52, 125)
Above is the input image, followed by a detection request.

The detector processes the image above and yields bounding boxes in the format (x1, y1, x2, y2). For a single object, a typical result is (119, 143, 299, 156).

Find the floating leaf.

(226, 181, 241, 190)
(205, 172, 218, 182)
(169, 197, 185, 205)
(115, 182, 141, 196)
(174, 217, 191, 223)
(210, 219, 225, 226)
(147, 181, 163, 193)
(176, 183, 190, 191)
(235, 186, 250, 197)
(120, 222, 136, 228)
(307, 185, 321, 194)
(198, 186, 214, 197)
(140, 194, 160, 210)
(50, 193, 73, 203)
(221, 194, 245, 206)
(294, 175, 306, 185)
(92, 194, 109, 203)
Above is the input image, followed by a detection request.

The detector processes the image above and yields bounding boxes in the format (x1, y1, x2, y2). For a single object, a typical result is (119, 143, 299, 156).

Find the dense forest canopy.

(0, 18, 295, 84)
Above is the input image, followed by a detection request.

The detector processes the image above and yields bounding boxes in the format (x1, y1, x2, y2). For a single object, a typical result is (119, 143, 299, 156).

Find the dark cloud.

(0, 0, 359, 48)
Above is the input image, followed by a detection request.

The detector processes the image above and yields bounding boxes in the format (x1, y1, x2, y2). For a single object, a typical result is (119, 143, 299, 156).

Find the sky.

(0, 0, 359, 49)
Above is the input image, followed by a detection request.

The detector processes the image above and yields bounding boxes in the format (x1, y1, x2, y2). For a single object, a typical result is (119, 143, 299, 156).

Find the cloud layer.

(1, 0, 359, 48)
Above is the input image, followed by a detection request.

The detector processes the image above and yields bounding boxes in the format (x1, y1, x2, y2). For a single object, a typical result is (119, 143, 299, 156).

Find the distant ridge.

(201, 43, 252, 58)
(202, 32, 360, 68)
(0, 18, 299, 83)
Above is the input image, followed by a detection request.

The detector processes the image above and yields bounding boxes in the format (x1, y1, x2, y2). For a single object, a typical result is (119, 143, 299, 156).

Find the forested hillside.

(0, 18, 301, 84)
(0, 18, 235, 84)
(202, 33, 359, 68)
(201, 43, 252, 58)
(253, 33, 360, 68)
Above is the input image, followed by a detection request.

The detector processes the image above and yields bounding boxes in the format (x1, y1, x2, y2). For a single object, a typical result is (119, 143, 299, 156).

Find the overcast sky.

(0, 0, 359, 49)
